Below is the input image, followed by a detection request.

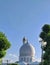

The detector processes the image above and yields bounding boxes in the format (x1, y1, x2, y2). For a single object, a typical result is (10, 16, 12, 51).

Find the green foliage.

(0, 37, 11, 50)
(42, 24, 50, 33)
(40, 32, 46, 41)
(9, 63, 18, 65)
(43, 60, 48, 65)
(0, 51, 6, 58)
(39, 24, 50, 65)
(46, 33, 50, 43)
(0, 32, 11, 59)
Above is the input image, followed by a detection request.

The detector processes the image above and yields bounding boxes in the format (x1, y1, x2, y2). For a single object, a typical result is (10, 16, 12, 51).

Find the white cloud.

(9, 53, 18, 58)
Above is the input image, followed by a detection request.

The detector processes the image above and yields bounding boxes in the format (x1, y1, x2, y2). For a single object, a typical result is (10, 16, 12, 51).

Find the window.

(27, 57, 29, 62)
(21, 57, 23, 61)
(24, 57, 26, 61)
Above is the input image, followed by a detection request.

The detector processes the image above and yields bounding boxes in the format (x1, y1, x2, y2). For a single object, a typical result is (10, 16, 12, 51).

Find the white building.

(18, 37, 39, 65)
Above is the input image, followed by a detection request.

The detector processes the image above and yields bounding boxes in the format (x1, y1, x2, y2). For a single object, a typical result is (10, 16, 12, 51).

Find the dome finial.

(23, 37, 28, 44)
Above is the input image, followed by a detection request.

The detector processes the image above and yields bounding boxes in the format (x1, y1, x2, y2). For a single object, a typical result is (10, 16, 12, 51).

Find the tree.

(39, 24, 50, 65)
(0, 32, 11, 63)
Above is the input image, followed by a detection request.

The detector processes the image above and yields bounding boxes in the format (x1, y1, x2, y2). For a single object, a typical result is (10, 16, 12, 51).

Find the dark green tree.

(0, 32, 11, 63)
(39, 24, 50, 65)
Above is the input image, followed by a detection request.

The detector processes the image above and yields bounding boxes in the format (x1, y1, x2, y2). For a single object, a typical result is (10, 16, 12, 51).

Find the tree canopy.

(39, 24, 50, 65)
(0, 32, 11, 59)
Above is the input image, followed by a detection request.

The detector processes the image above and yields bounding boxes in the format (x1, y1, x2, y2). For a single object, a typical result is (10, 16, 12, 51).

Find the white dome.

(19, 43, 35, 57)
(19, 37, 35, 63)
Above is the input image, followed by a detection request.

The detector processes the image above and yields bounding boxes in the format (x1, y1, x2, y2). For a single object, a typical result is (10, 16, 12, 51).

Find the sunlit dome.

(20, 42, 35, 57)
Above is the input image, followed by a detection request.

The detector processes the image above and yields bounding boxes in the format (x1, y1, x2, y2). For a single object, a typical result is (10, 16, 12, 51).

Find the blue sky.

(0, 0, 50, 63)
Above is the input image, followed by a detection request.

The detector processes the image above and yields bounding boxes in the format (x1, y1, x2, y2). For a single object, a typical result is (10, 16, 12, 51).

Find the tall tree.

(0, 32, 11, 63)
(39, 24, 50, 65)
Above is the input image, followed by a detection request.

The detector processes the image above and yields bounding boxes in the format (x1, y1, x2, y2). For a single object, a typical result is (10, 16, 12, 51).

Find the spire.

(23, 37, 28, 44)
